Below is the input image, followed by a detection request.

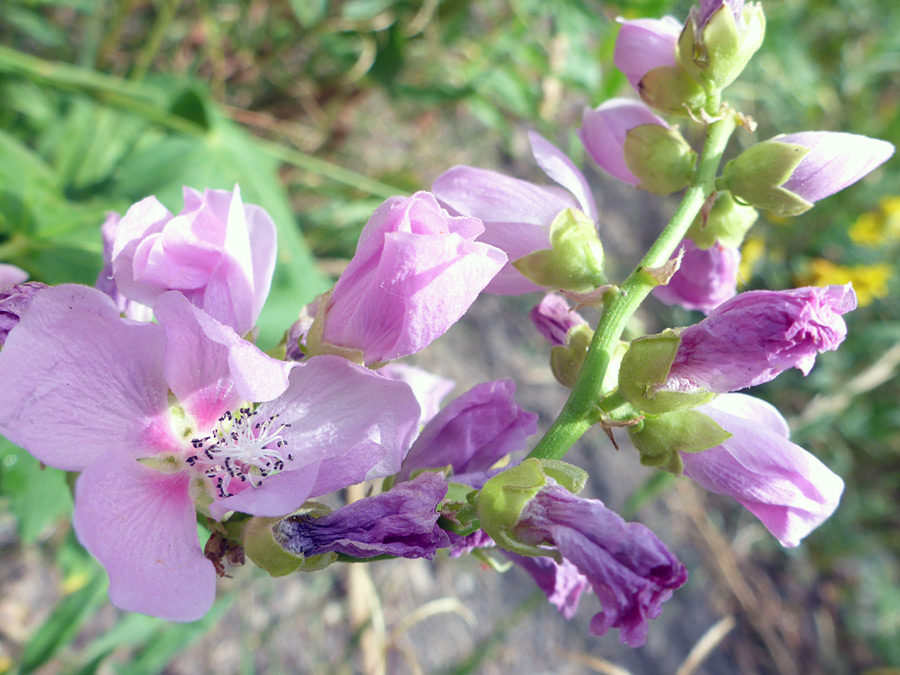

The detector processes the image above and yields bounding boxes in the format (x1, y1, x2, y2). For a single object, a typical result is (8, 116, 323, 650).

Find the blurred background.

(0, 0, 898, 672)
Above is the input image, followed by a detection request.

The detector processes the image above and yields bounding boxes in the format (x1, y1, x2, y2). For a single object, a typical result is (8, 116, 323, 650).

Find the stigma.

(186, 407, 293, 499)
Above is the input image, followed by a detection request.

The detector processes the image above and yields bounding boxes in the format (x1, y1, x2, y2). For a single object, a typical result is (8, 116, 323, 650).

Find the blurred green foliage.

(0, 0, 898, 672)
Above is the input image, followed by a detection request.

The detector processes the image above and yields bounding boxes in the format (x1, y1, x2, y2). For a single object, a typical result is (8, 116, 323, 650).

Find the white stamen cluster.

(187, 407, 293, 499)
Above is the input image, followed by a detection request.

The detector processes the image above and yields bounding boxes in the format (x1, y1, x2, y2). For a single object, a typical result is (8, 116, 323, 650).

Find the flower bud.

(678, 1, 766, 91)
(579, 100, 696, 194)
(308, 192, 506, 365)
(512, 208, 605, 293)
(617, 330, 716, 414)
(686, 191, 758, 249)
(723, 132, 895, 216)
(614, 16, 682, 90)
(637, 64, 709, 117)
(652, 239, 739, 314)
(529, 293, 587, 347)
(628, 409, 732, 474)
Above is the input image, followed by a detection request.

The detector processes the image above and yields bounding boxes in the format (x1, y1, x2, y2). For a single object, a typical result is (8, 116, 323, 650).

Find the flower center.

(187, 407, 293, 499)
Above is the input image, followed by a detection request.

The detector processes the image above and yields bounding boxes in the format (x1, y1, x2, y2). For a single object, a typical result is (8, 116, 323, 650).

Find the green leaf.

(118, 595, 235, 675)
(0, 437, 73, 543)
(19, 566, 108, 675)
(288, 0, 329, 27)
(73, 614, 164, 675)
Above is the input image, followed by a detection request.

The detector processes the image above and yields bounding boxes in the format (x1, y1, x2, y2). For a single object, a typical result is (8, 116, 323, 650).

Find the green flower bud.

(722, 140, 814, 216)
(678, 2, 766, 92)
(513, 208, 605, 293)
(639, 64, 709, 117)
(687, 191, 759, 249)
(623, 124, 697, 196)
(618, 330, 715, 415)
(628, 409, 732, 475)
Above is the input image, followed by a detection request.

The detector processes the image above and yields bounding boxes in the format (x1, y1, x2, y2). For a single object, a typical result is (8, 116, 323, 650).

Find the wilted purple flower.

(275, 472, 451, 560)
(683, 394, 844, 547)
(578, 99, 671, 187)
(111, 185, 277, 335)
(505, 552, 590, 620)
(513, 483, 687, 647)
(529, 293, 587, 347)
(433, 132, 598, 295)
(0, 285, 420, 620)
(448, 528, 495, 558)
(0, 281, 47, 346)
(663, 284, 856, 394)
(397, 379, 538, 482)
(652, 239, 739, 314)
(0, 264, 28, 287)
(315, 192, 505, 364)
(778, 132, 895, 204)
(379, 363, 456, 427)
(614, 16, 682, 90)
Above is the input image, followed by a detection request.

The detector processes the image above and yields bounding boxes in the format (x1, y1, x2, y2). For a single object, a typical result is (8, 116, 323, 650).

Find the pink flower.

(578, 98, 670, 187)
(664, 284, 856, 393)
(614, 16, 682, 91)
(683, 394, 844, 547)
(433, 132, 598, 295)
(777, 132, 895, 204)
(0, 286, 420, 620)
(652, 239, 739, 313)
(315, 192, 506, 364)
(379, 363, 456, 428)
(111, 185, 277, 335)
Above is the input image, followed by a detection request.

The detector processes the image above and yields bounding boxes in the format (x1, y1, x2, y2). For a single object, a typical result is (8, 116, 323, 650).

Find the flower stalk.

(528, 107, 738, 461)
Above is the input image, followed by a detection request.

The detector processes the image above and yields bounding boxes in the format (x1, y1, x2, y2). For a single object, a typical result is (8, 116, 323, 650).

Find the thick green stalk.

(528, 112, 738, 460)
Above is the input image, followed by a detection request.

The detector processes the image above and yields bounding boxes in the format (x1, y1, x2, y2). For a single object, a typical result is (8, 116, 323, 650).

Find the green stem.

(527, 111, 738, 461)
(131, 0, 180, 81)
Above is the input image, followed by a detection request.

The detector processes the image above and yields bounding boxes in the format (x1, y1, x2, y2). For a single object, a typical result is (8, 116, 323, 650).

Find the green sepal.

(679, 2, 766, 91)
(638, 64, 708, 117)
(244, 502, 337, 577)
(687, 191, 758, 249)
(304, 290, 366, 365)
(628, 410, 733, 475)
(438, 480, 482, 536)
(475, 459, 550, 558)
(618, 331, 716, 415)
(723, 141, 815, 217)
(623, 124, 696, 195)
(512, 208, 605, 293)
(549, 324, 593, 389)
(539, 459, 588, 496)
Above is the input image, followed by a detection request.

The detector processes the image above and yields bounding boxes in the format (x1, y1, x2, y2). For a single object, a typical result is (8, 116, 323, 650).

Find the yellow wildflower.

(848, 196, 900, 246)
(799, 259, 891, 306)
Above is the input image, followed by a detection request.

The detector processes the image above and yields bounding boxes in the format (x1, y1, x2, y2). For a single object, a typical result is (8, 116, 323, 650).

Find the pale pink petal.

(0, 285, 175, 471)
(260, 355, 420, 478)
(153, 291, 293, 428)
(73, 453, 216, 621)
(528, 131, 598, 220)
(111, 196, 175, 306)
(614, 16, 681, 89)
(0, 264, 28, 287)
(208, 460, 320, 519)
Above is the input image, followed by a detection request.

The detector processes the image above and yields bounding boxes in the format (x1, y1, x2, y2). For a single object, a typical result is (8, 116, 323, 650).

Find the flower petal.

(528, 131, 598, 221)
(258, 355, 420, 478)
(0, 285, 173, 470)
(73, 453, 216, 621)
(153, 291, 293, 428)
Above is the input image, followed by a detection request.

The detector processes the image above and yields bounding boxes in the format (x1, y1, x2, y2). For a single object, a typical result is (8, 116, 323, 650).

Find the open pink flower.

(0, 286, 420, 620)
(315, 192, 506, 364)
(684, 394, 844, 547)
(433, 132, 598, 294)
(111, 186, 277, 335)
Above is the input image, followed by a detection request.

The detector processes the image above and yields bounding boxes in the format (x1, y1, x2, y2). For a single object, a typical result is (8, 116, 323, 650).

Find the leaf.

(117, 595, 235, 675)
(19, 566, 108, 675)
(73, 614, 164, 675)
(288, 0, 329, 27)
(0, 437, 73, 543)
